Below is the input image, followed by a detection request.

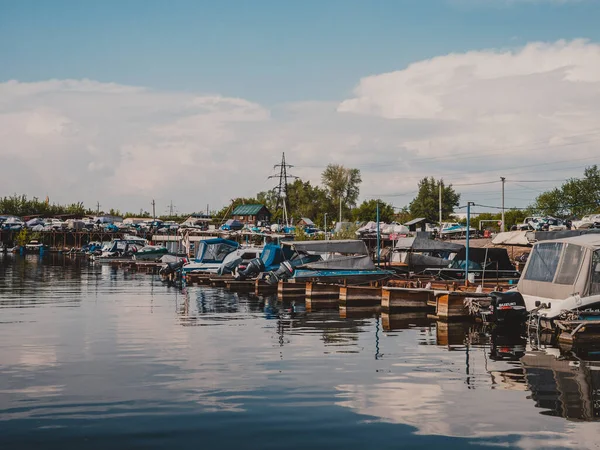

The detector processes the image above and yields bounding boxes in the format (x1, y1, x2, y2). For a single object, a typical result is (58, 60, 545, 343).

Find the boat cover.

(283, 239, 368, 255)
(260, 243, 294, 269)
(453, 247, 515, 271)
(300, 254, 377, 271)
(491, 231, 532, 246)
(195, 238, 239, 262)
(395, 237, 463, 252)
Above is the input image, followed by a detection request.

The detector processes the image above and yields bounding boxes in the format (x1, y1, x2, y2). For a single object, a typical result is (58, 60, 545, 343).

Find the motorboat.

(133, 245, 169, 261)
(439, 222, 476, 238)
(216, 246, 264, 275)
(234, 243, 295, 280)
(572, 214, 600, 230)
(390, 237, 463, 274)
(181, 238, 240, 274)
(24, 240, 47, 253)
(423, 247, 520, 281)
(92, 236, 148, 261)
(517, 234, 600, 319)
(266, 239, 393, 285)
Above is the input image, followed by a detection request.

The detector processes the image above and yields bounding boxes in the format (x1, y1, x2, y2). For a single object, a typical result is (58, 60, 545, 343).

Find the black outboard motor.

(486, 291, 528, 326)
(265, 261, 294, 285)
(159, 259, 185, 278)
(218, 257, 243, 276)
(235, 258, 265, 280)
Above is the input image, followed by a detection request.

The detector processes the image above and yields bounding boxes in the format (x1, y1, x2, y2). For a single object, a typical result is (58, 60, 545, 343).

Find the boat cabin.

(517, 234, 600, 317)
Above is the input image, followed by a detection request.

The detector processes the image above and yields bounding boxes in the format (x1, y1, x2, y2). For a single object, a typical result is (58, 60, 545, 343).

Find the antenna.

(268, 152, 298, 226)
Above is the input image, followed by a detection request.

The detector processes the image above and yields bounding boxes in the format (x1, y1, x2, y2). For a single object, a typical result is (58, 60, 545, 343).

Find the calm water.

(1, 254, 599, 450)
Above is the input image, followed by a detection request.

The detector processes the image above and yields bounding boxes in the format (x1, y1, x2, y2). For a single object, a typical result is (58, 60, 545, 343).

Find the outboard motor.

(235, 258, 265, 280)
(159, 259, 186, 281)
(218, 257, 243, 276)
(265, 261, 294, 285)
(486, 291, 528, 326)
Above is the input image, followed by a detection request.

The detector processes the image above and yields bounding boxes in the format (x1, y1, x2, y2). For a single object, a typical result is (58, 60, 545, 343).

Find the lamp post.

(465, 202, 474, 285)
(376, 201, 380, 266)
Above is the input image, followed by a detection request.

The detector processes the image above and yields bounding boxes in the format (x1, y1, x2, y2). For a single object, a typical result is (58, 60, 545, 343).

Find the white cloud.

(1, 39, 600, 213)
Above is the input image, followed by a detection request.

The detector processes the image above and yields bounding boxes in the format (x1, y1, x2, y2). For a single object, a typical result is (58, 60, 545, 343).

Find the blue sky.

(2, 0, 600, 104)
(1, 0, 600, 212)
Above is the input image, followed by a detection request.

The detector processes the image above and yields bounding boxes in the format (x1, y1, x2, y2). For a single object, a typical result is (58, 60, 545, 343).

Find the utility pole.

(169, 200, 174, 217)
(501, 177, 506, 232)
(324, 213, 328, 241)
(439, 182, 443, 228)
(339, 196, 342, 223)
(96, 201, 100, 215)
(151, 199, 156, 220)
(268, 152, 298, 226)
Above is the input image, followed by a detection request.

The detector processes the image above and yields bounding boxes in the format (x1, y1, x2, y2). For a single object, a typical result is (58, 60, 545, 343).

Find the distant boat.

(92, 236, 148, 261)
(439, 222, 476, 237)
(133, 245, 169, 261)
(24, 240, 47, 253)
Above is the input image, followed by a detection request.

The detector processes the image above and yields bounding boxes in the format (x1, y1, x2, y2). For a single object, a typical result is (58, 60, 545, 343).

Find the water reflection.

(1, 255, 600, 449)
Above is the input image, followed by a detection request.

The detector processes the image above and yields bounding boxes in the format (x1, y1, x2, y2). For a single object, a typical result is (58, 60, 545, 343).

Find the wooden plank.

(306, 282, 340, 300)
(339, 286, 382, 307)
(381, 287, 434, 311)
(277, 281, 306, 300)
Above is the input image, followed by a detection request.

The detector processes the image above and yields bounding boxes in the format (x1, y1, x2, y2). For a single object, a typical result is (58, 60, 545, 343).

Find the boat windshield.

(198, 242, 238, 262)
(523, 242, 563, 282)
(450, 259, 482, 270)
(590, 250, 600, 296)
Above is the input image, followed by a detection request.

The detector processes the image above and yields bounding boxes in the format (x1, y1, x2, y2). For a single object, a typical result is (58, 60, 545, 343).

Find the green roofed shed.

(231, 204, 271, 225)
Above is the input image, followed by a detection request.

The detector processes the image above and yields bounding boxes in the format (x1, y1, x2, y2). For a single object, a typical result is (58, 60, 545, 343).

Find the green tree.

(352, 199, 395, 222)
(532, 165, 600, 217)
(286, 179, 333, 226)
(321, 164, 362, 218)
(409, 177, 460, 223)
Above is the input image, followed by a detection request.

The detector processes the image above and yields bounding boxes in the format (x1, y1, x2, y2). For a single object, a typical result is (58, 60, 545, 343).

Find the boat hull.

(291, 269, 393, 285)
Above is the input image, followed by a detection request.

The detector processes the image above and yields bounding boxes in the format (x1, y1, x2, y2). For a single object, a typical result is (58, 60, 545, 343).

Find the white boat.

(572, 214, 600, 230)
(439, 222, 476, 237)
(92, 236, 148, 261)
(517, 234, 600, 319)
(181, 238, 262, 274)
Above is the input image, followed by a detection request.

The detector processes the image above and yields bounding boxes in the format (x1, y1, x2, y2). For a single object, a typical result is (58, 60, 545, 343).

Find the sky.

(1, 0, 600, 216)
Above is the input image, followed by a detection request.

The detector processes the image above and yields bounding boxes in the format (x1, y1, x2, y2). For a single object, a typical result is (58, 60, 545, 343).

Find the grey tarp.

(284, 239, 369, 255)
(394, 237, 463, 252)
(491, 231, 532, 246)
(301, 255, 377, 271)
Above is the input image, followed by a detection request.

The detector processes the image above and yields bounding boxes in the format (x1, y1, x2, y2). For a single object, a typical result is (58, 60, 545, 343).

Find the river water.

(0, 254, 599, 449)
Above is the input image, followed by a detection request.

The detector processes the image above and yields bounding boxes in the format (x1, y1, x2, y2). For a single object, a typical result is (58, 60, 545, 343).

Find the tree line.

(4, 165, 598, 228)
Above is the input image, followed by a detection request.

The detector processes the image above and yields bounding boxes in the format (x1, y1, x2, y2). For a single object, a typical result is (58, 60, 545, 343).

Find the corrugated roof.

(231, 204, 268, 216)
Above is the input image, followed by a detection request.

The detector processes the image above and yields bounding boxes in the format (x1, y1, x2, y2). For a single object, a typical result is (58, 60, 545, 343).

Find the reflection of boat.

(423, 247, 520, 281)
(268, 240, 393, 285)
(522, 351, 600, 421)
(390, 237, 463, 274)
(518, 234, 600, 319)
